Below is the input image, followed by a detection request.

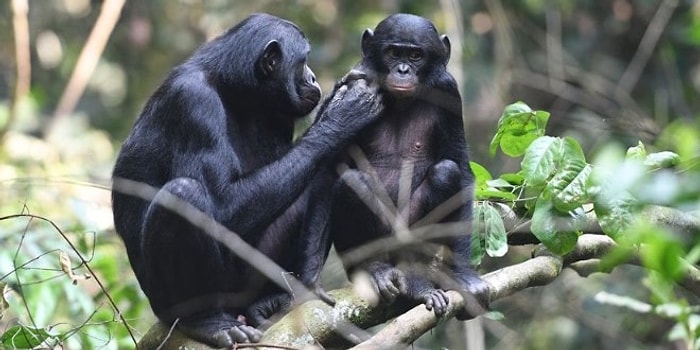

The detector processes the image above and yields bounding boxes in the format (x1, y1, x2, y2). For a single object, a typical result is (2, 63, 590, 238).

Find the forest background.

(1, 0, 700, 349)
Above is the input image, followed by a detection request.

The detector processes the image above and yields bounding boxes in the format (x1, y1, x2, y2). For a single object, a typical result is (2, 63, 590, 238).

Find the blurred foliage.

(0, 0, 699, 349)
(0, 117, 152, 349)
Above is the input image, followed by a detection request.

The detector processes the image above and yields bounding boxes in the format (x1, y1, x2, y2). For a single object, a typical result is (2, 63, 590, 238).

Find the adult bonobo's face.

(361, 14, 451, 99)
(256, 29, 321, 118)
(295, 59, 322, 115)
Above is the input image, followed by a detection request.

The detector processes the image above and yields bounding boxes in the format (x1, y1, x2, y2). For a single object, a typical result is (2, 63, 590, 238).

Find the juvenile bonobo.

(301, 13, 489, 318)
(111, 14, 381, 348)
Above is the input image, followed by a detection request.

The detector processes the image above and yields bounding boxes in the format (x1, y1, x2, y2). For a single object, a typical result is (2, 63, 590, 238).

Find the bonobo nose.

(398, 64, 410, 75)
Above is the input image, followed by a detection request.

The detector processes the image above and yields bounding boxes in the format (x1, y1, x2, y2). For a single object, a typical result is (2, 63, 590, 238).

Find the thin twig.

(45, 0, 126, 140)
(3, 0, 31, 140)
(615, 0, 679, 97)
(0, 214, 140, 347)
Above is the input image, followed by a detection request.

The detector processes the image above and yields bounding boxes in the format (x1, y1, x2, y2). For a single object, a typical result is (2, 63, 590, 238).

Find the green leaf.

(499, 173, 524, 186)
(470, 161, 492, 189)
(482, 203, 508, 257)
(482, 310, 506, 321)
(471, 162, 518, 201)
(520, 136, 561, 188)
(547, 161, 592, 212)
(626, 141, 647, 161)
(471, 204, 487, 265)
(594, 191, 637, 242)
(644, 151, 681, 169)
(486, 178, 514, 189)
(530, 199, 579, 255)
(639, 227, 685, 281)
(490, 101, 550, 157)
(475, 189, 518, 201)
(0, 325, 56, 349)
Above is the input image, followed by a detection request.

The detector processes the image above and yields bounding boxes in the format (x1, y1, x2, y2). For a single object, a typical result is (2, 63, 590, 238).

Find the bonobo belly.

(372, 157, 433, 202)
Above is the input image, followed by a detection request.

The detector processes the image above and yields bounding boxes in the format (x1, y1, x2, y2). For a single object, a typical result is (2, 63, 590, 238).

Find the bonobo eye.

(385, 47, 399, 59)
(408, 49, 423, 61)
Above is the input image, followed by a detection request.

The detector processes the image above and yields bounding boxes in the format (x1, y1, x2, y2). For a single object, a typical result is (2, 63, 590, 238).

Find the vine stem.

(0, 213, 140, 348)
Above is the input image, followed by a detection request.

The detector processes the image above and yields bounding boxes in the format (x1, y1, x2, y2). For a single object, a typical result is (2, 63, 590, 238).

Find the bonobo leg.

(447, 234, 490, 320)
(410, 160, 490, 318)
(141, 177, 262, 347)
(246, 171, 338, 328)
(332, 169, 404, 300)
(408, 159, 463, 225)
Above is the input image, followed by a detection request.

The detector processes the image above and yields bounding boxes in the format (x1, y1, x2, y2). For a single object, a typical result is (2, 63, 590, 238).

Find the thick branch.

(138, 230, 700, 349)
(137, 206, 699, 349)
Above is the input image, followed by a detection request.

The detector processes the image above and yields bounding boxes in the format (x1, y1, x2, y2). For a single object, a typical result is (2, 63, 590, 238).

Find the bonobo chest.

(357, 103, 438, 168)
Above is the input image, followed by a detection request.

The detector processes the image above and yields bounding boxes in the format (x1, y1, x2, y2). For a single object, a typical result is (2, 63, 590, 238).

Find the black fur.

(112, 13, 381, 347)
(301, 13, 489, 319)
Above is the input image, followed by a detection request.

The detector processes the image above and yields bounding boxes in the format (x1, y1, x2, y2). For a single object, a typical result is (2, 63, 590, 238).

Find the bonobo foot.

(367, 262, 451, 316)
(176, 312, 262, 348)
(454, 274, 490, 320)
(411, 286, 450, 317)
(366, 262, 408, 302)
(247, 286, 336, 328)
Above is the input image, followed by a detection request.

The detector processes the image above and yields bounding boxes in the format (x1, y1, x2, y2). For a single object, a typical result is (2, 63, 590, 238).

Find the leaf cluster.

(472, 102, 685, 263)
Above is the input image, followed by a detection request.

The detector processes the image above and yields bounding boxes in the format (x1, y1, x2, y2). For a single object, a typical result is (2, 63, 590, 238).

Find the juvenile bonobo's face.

(361, 14, 451, 99)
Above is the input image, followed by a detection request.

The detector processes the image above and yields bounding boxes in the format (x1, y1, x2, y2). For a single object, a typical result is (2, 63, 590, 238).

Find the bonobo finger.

(247, 310, 266, 328)
(432, 290, 449, 316)
(316, 286, 337, 306)
(350, 77, 369, 90)
(342, 69, 368, 84)
(424, 297, 434, 311)
(376, 278, 399, 302)
(240, 325, 263, 343)
(385, 283, 400, 300)
(331, 85, 348, 103)
(391, 269, 408, 294)
(228, 326, 250, 343)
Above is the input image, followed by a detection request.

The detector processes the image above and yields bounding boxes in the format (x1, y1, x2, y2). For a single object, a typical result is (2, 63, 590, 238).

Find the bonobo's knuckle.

(241, 326, 262, 343)
(343, 69, 368, 84)
(229, 327, 250, 343)
(429, 159, 461, 186)
(332, 85, 348, 103)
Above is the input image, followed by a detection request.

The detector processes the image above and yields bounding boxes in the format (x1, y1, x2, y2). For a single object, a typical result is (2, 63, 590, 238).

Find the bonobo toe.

(229, 325, 262, 344)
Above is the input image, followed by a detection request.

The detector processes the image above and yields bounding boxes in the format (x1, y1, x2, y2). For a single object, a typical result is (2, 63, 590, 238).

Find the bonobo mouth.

(298, 90, 321, 114)
(387, 84, 417, 98)
(299, 98, 319, 115)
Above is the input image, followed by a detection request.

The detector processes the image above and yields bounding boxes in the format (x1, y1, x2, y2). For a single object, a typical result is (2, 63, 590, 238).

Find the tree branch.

(137, 206, 700, 349)
(44, 0, 125, 140)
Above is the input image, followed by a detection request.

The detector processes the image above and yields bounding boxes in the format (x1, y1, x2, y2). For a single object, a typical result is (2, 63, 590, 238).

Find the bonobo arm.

(212, 79, 382, 236)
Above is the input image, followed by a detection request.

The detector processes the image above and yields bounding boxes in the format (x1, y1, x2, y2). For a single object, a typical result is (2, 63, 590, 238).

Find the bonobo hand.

(341, 67, 372, 85)
(318, 77, 383, 140)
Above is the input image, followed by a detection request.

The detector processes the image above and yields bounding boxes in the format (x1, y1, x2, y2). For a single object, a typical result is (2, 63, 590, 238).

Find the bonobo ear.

(441, 34, 451, 64)
(258, 40, 282, 77)
(361, 29, 374, 58)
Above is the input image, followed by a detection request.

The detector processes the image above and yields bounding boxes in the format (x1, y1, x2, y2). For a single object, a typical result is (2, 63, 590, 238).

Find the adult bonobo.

(111, 14, 381, 347)
(302, 14, 489, 319)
